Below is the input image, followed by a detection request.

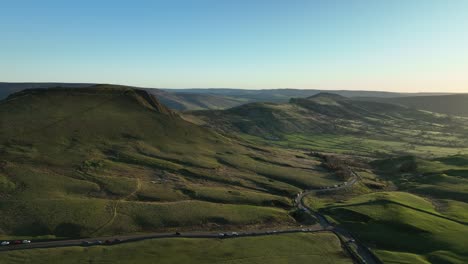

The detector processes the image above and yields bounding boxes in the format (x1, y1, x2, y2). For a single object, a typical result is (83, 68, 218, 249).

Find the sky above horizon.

(1, 0, 468, 92)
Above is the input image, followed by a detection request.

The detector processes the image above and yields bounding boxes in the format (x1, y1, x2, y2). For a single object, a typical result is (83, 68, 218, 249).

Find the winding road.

(0, 169, 381, 264)
(295, 170, 381, 264)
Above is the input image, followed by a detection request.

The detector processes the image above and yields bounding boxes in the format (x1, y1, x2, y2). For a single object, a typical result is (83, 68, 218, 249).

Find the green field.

(301, 155, 468, 264)
(0, 233, 351, 264)
(306, 191, 468, 264)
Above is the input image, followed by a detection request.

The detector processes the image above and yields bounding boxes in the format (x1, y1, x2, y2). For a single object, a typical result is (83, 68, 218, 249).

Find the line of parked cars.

(1, 240, 31, 246)
(218, 232, 239, 238)
(81, 239, 122, 246)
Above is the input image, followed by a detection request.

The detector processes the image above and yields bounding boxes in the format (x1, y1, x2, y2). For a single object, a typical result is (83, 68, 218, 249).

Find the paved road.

(295, 169, 381, 264)
(0, 228, 324, 252)
(0, 169, 381, 264)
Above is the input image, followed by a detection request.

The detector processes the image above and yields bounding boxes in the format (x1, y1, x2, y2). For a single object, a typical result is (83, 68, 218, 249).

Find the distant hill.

(358, 94, 468, 117)
(2, 82, 452, 111)
(0, 83, 246, 111)
(164, 88, 450, 102)
(190, 93, 468, 147)
(144, 89, 247, 110)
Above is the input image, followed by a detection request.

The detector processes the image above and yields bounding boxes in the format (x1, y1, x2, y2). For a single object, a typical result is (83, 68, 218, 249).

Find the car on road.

(1, 241, 10, 246)
(22, 240, 31, 244)
(81, 241, 91, 246)
(231, 232, 239, 236)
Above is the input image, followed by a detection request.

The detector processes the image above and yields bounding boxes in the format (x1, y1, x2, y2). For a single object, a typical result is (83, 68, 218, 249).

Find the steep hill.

(0, 82, 95, 99)
(0, 85, 340, 239)
(358, 94, 468, 117)
(0, 83, 245, 111)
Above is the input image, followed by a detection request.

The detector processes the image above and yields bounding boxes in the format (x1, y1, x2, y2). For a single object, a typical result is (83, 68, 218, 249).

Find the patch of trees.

(308, 152, 354, 181)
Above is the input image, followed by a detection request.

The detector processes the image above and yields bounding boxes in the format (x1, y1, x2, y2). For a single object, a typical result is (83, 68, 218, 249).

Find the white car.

(1, 241, 10, 246)
(22, 240, 31, 244)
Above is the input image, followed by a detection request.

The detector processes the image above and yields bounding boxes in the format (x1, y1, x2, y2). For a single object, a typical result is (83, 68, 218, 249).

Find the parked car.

(1, 241, 10, 246)
(113, 239, 122, 244)
(22, 240, 31, 244)
(81, 241, 91, 246)
(175, 232, 181, 236)
(231, 232, 239, 236)
(13, 240, 22, 245)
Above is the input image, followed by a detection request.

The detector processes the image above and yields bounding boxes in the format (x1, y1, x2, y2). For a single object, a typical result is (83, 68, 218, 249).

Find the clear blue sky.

(1, 0, 467, 92)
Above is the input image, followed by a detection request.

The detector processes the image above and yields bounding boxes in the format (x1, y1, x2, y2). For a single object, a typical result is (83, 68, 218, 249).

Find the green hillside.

(0, 86, 341, 239)
(303, 155, 468, 263)
(317, 192, 468, 264)
(190, 93, 468, 156)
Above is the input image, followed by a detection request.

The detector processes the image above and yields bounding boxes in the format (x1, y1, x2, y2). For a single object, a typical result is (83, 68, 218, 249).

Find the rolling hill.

(358, 94, 468, 117)
(0, 85, 342, 239)
(164, 88, 449, 102)
(306, 155, 468, 263)
(189, 93, 468, 155)
(1, 82, 453, 111)
(0, 83, 245, 111)
(144, 89, 247, 111)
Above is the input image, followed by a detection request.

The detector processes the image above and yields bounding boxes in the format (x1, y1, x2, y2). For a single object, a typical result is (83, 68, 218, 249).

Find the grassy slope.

(0, 86, 341, 239)
(0, 232, 352, 264)
(307, 155, 468, 263)
(314, 192, 468, 264)
(305, 155, 468, 263)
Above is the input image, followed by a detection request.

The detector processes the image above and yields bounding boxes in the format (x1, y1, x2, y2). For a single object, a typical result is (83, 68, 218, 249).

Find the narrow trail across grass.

(89, 178, 142, 236)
